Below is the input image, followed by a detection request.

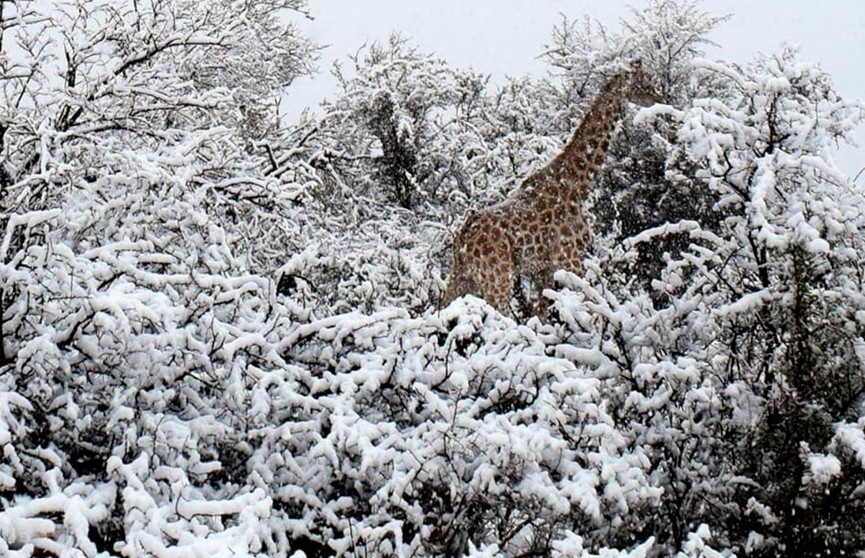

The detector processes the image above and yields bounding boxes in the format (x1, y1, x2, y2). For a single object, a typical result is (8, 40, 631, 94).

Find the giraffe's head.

(623, 59, 660, 107)
(604, 59, 660, 107)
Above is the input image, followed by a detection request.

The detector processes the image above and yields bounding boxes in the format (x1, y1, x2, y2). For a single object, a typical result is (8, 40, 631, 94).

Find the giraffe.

(441, 59, 659, 318)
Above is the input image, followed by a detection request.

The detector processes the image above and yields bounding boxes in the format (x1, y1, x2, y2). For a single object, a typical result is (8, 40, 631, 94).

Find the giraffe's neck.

(543, 86, 625, 201)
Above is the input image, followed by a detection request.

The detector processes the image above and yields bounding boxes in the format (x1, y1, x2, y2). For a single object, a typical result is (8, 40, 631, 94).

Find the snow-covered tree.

(541, 41, 865, 555)
(649, 47, 865, 554)
(2, 0, 865, 556)
(0, 0, 321, 270)
(308, 34, 489, 212)
(0, 0, 321, 554)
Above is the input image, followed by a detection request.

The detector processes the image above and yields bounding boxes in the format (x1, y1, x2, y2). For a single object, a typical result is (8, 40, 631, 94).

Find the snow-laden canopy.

(2, 1, 865, 556)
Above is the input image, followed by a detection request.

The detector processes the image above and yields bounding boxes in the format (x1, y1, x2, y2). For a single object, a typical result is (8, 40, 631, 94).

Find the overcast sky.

(288, 0, 865, 177)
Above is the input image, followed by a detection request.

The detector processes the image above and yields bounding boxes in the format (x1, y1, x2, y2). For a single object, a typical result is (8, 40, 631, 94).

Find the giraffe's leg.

(441, 222, 481, 309)
(531, 266, 555, 319)
(533, 260, 585, 319)
(542, 224, 589, 319)
(477, 253, 515, 316)
(440, 257, 468, 309)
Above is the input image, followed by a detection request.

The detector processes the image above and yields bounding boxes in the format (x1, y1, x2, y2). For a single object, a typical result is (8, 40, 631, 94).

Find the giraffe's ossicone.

(441, 60, 659, 319)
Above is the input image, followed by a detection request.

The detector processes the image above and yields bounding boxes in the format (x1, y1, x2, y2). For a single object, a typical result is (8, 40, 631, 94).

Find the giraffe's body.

(441, 61, 657, 318)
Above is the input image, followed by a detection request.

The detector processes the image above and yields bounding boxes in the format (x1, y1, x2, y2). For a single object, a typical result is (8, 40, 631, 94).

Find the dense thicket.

(2, 1, 865, 557)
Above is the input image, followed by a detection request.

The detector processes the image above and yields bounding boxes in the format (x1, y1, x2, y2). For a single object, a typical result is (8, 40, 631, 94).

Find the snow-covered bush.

(543, 44, 865, 555)
(2, 0, 865, 556)
(652, 47, 865, 554)
(308, 34, 490, 212)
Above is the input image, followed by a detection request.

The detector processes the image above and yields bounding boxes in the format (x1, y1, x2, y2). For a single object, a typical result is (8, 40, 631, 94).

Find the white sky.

(287, 0, 865, 178)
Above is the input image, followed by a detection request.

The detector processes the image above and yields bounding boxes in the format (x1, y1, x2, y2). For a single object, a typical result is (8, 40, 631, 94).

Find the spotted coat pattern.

(441, 61, 658, 318)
